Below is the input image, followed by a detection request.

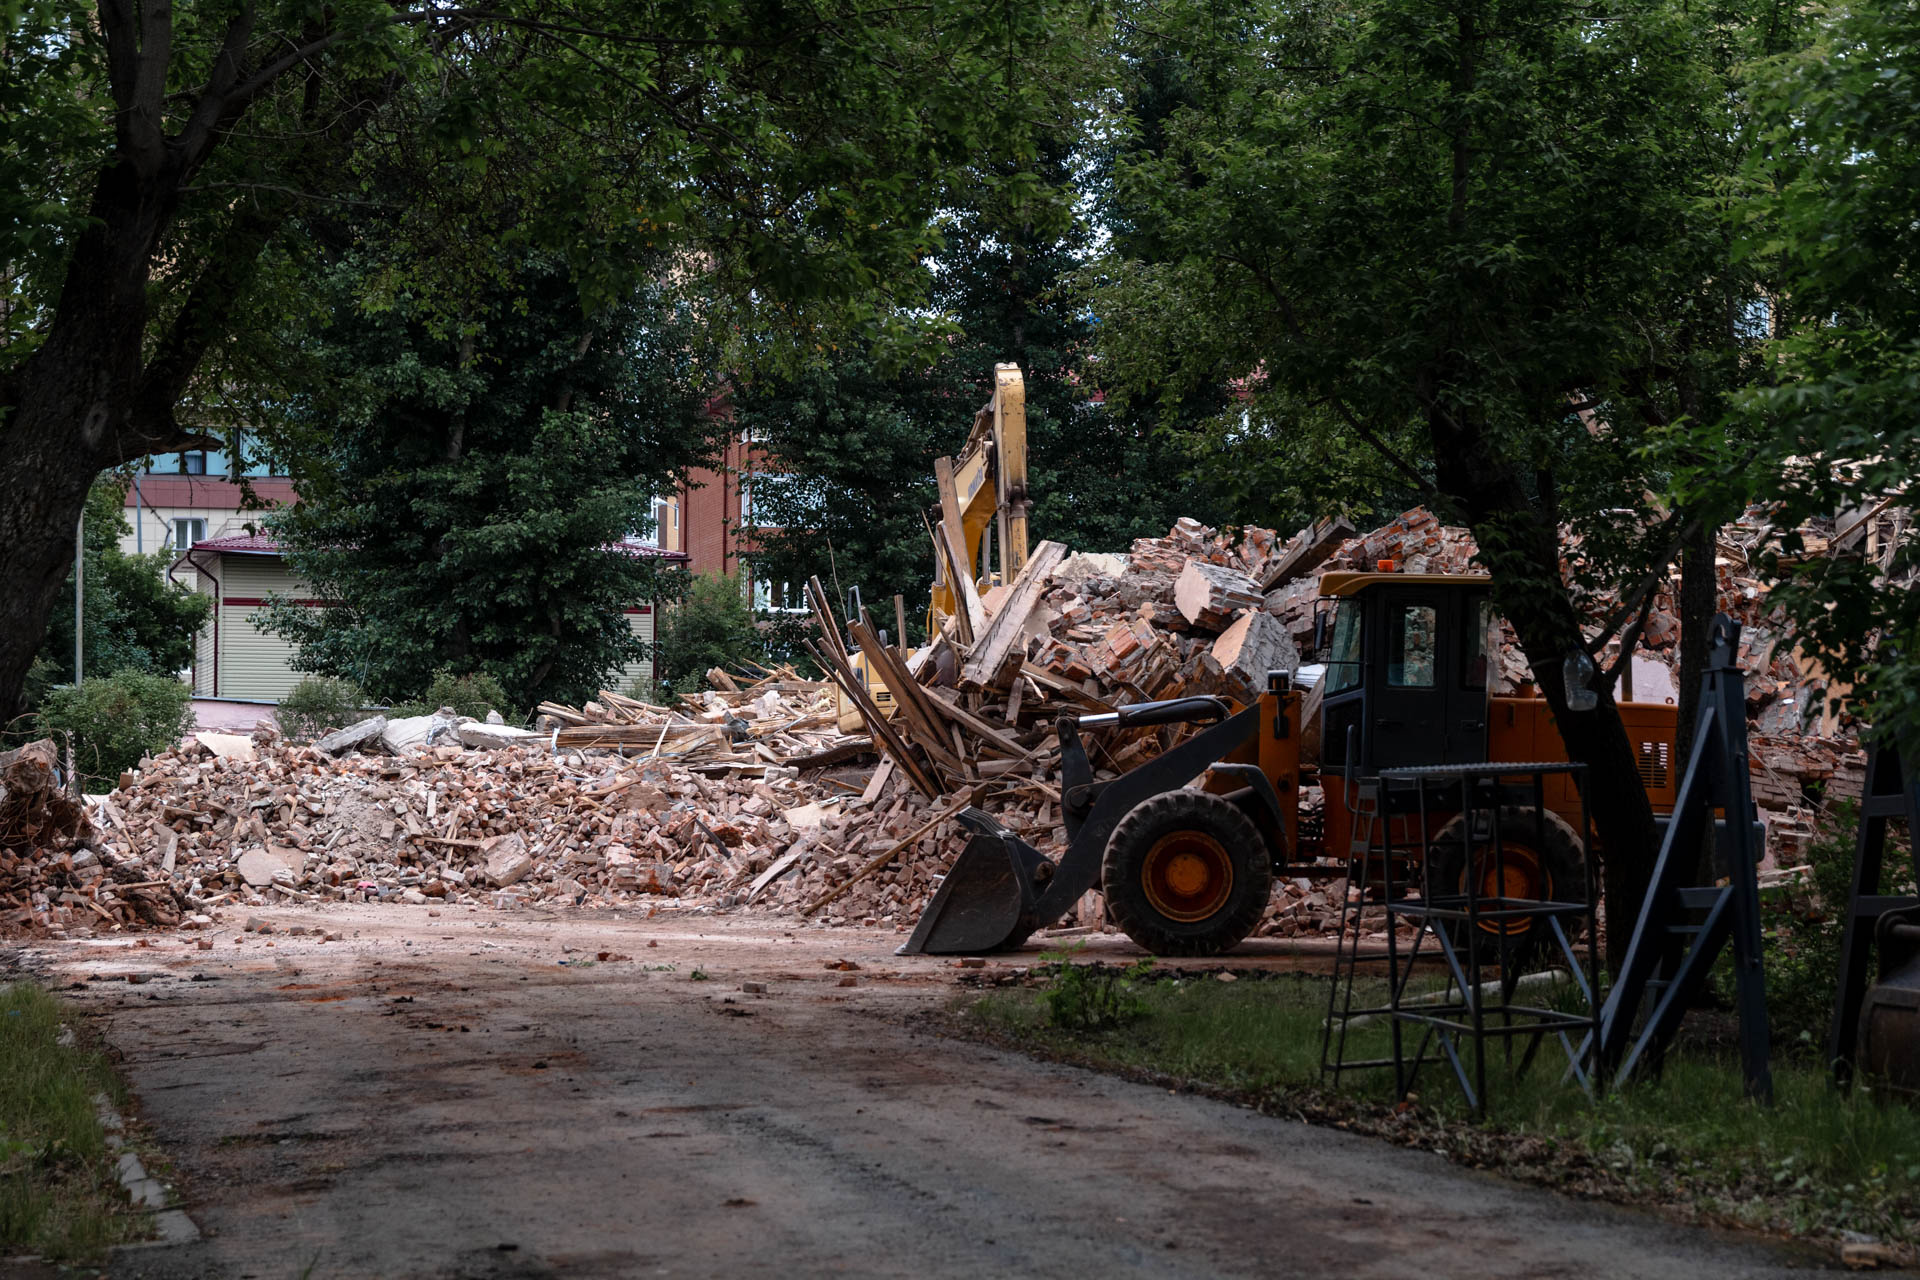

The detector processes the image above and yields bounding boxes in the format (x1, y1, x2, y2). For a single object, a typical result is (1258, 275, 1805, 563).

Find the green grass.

(961, 968, 1920, 1251)
(0, 982, 145, 1260)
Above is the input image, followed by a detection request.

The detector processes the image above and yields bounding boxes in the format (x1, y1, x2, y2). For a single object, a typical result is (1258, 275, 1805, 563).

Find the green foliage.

(264, 251, 707, 711)
(274, 677, 372, 743)
(732, 132, 1206, 629)
(0, 983, 139, 1260)
(1088, 0, 1781, 583)
(3, 0, 1104, 389)
(1759, 801, 1917, 1056)
(31, 482, 211, 697)
(1732, 1, 1920, 757)
(655, 574, 762, 696)
(0, 0, 1104, 721)
(1036, 947, 1154, 1031)
(35, 672, 193, 792)
(389, 669, 513, 722)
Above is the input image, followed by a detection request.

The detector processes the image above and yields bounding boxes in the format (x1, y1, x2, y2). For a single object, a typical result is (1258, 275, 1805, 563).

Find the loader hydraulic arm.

(1042, 703, 1260, 923)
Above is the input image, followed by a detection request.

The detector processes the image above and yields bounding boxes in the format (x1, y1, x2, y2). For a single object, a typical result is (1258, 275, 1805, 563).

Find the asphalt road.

(17, 907, 1827, 1279)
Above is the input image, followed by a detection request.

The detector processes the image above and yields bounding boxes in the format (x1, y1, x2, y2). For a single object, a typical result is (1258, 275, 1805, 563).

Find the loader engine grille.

(1637, 740, 1671, 790)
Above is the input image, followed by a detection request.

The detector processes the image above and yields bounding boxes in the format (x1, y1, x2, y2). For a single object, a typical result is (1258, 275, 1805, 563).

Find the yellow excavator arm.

(929, 363, 1030, 639)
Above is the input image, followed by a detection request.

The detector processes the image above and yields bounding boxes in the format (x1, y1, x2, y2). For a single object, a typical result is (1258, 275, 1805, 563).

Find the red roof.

(612, 538, 691, 562)
(188, 534, 283, 555)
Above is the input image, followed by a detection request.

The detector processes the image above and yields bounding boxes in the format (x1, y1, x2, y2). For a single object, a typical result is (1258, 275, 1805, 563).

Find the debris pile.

(2, 504, 1889, 940)
(532, 668, 864, 768)
(1, 738, 186, 931)
(0, 729, 1044, 935)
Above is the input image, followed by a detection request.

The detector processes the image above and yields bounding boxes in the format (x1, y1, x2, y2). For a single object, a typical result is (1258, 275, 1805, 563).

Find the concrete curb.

(96, 1092, 200, 1247)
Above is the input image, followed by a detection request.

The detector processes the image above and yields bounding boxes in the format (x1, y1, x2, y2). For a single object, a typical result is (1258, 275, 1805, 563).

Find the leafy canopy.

(28, 482, 211, 705)
(1734, 0, 1920, 754)
(263, 252, 708, 713)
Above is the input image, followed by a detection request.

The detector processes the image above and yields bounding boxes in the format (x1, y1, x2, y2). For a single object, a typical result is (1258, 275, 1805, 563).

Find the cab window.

(1462, 599, 1495, 691)
(1325, 599, 1364, 693)
(1386, 602, 1437, 687)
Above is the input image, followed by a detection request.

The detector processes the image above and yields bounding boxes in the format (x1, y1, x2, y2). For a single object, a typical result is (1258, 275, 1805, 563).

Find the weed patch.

(0, 982, 146, 1260)
(1035, 946, 1153, 1031)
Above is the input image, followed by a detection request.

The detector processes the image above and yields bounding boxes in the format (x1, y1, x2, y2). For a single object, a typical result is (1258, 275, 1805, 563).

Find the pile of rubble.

(532, 667, 866, 767)
(0, 505, 1879, 941)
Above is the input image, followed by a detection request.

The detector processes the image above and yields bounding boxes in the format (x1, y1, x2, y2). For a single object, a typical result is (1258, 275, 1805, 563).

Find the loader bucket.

(899, 811, 1054, 956)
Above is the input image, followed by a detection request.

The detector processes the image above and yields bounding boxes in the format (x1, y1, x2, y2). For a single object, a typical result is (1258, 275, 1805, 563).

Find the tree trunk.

(1675, 516, 1719, 886)
(1430, 415, 1658, 971)
(0, 174, 205, 717)
(0, 396, 119, 719)
(1674, 518, 1715, 772)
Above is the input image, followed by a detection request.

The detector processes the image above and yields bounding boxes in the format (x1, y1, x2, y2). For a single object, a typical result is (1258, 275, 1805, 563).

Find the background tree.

(24, 480, 210, 710)
(1732, 0, 1920, 758)
(654, 573, 763, 696)
(1087, 0, 1790, 945)
(263, 251, 709, 713)
(735, 135, 1208, 633)
(0, 0, 1095, 718)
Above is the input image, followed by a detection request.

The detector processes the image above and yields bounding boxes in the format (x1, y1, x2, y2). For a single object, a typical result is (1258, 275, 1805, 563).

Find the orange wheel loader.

(901, 570, 1682, 957)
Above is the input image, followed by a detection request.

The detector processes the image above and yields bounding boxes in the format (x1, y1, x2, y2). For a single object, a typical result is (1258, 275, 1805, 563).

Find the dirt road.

(19, 906, 1822, 1279)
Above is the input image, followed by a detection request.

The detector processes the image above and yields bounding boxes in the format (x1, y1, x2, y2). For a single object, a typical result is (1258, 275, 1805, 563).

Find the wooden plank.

(961, 539, 1067, 690)
(1258, 517, 1355, 591)
(850, 616, 941, 735)
(849, 618, 967, 775)
(1020, 661, 1117, 713)
(921, 511, 974, 648)
(859, 756, 896, 804)
(992, 362, 1030, 579)
(920, 686, 1028, 757)
(807, 576, 850, 664)
(803, 638, 942, 800)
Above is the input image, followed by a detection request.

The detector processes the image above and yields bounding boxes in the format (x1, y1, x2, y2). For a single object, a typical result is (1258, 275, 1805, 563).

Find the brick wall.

(676, 430, 776, 580)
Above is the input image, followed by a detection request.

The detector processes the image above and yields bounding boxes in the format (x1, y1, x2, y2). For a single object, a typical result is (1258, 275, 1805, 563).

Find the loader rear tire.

(1429, 805, 1586, 968)
(1103, 790, 1272, 957)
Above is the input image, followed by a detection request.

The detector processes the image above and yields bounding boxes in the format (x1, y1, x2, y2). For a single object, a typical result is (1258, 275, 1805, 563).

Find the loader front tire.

(1103, 790, 1272, 957)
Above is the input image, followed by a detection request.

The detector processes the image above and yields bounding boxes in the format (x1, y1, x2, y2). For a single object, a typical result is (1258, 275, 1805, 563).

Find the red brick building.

(666, 429, 799, 609)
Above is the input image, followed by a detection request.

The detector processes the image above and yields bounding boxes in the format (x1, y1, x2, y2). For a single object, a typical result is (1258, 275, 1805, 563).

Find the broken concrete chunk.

(235, 845, 301, 889)
(314, 716, 387, 756)
(483, 833, 535, 887)
(456, 722, 539, 750)
(381, 714, 460, 754)
(194, 732, 256, 762)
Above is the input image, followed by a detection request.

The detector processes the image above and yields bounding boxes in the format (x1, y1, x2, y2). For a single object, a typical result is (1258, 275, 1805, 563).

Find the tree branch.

(132, 0, 174, 155)
(1599, 588, 1655, 691)
(98, 0, 160, 169)
(1230, 252, 1439, 499)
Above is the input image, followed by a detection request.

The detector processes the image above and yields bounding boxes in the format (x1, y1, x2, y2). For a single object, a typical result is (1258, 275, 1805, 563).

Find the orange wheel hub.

(1460, 844, 1546, 934)
(1141, 831, 1234, 922)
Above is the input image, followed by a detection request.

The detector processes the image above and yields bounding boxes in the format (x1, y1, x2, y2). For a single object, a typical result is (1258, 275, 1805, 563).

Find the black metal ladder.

(1595, 614, 1772, 1101)
(1828, 739, 1920, 1090)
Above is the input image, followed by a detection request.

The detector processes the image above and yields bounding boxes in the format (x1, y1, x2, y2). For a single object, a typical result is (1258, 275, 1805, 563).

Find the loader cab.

(1318, 573, 1495, 778)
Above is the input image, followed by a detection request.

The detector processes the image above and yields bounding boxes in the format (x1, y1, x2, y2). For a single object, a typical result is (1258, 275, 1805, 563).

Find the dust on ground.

(5, 905, 1831, 1280)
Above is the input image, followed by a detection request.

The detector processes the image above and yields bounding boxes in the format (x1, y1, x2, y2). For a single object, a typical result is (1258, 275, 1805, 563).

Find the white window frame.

(751, 576, 806, 614)
(172, 517, 207, 551)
